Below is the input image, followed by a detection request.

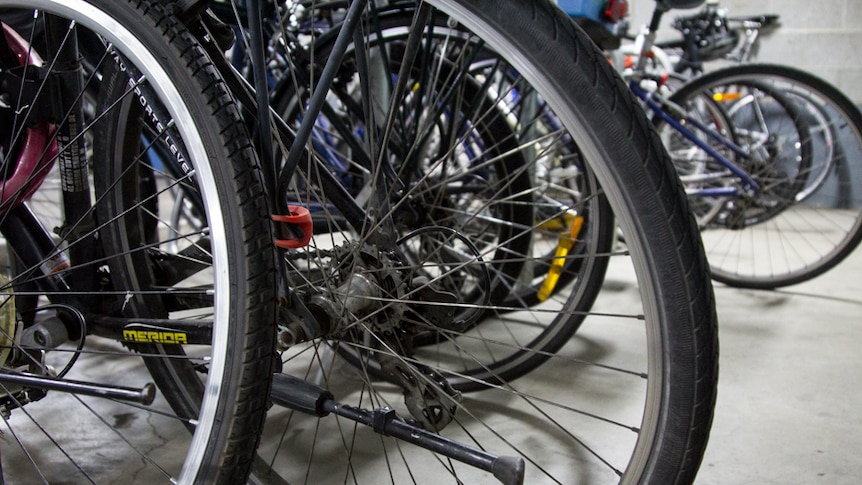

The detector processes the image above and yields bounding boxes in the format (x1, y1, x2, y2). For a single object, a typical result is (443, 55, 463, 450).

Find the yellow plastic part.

(536, 210, 577, 232)
(712, 91, 742, 103)
(537, 214, 584, 302)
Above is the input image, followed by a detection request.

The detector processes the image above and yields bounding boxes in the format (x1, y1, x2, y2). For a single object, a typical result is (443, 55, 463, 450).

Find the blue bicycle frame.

(628, 80, 761, 197)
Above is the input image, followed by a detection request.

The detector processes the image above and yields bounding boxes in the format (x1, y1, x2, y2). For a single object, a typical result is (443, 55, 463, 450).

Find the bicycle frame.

(627, 3, 761, 199)
(628, 79, 760, 196)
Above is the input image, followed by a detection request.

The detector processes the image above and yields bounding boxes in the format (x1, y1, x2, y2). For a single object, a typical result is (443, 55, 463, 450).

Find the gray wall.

(627, 0, 862, 103)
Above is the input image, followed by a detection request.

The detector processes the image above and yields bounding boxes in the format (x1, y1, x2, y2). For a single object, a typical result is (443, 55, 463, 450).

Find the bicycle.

(0, 0, 718, 483)
(649, 0, 845, 205)
(616, 0, 862, 289)
(617, 0, 843, 199)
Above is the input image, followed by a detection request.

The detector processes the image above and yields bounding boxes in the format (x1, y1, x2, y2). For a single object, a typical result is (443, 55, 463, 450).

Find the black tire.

(0, 1, 275, 483)
(250, 1, 718, 484)
(668, 64, 862, 288)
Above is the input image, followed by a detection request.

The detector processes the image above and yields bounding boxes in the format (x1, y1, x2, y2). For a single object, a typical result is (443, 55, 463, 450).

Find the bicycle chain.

(282, 247, 336, 261)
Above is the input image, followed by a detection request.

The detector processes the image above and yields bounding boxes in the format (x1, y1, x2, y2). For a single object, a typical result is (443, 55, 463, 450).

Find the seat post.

(634, 1, 669, 72)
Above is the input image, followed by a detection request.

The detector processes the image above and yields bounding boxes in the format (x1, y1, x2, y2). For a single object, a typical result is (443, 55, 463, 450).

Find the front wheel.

(0, 1, 276, 483)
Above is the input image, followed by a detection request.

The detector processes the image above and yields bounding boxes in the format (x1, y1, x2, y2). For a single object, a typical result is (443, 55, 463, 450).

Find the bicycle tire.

(668, 63, 862, 288)
(243, 1, 718, 484)
(0, 1, 275, 483)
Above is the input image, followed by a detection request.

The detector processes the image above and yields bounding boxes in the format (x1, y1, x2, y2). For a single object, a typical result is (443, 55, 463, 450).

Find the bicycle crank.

(270, 373, 525, 485)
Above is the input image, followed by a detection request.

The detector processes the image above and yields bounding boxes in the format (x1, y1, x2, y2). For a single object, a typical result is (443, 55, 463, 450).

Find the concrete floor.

(2, 245, 860, 484)
(695, 246, 862, 484)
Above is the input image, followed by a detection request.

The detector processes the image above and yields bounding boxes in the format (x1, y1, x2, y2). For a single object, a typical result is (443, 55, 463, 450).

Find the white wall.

(627, 0, 862, 102)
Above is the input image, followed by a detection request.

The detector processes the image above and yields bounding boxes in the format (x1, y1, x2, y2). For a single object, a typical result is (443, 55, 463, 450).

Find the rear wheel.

(249, 1, 718, 484)
(269, 7, 616, 388)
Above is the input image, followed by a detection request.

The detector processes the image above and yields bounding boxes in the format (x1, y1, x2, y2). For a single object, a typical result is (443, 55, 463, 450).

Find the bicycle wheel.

(241, 1, 717, 483)
(660, 77, 813, 224)
(669, 64, 862, 288)
(268, 4, 616, 387)
(0, 1, 275, 483)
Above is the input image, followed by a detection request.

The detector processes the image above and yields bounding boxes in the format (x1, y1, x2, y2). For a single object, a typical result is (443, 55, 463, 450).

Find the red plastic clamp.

(272, 206, 313, 249)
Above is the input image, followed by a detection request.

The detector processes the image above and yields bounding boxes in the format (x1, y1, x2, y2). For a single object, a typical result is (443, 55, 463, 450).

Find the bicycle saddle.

(659, 0, 706, 9)
(729, 14, 781, 28)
